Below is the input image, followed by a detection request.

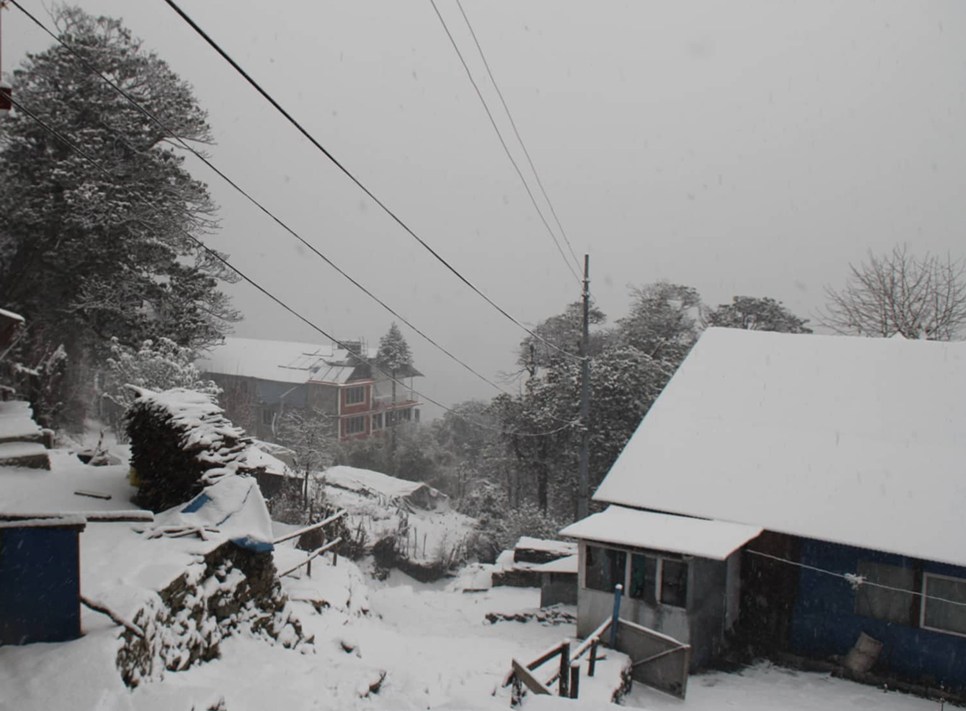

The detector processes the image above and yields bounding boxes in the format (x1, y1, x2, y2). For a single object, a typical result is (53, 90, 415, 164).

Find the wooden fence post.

(569, 662, 580, 699)
(558, 642, 570, 697)
(588, 640, 598, 677)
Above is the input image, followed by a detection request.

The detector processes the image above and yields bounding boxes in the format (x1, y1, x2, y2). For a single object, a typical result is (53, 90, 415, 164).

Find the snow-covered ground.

(1, 558, 941, 711)
(0, 443, 945, 711)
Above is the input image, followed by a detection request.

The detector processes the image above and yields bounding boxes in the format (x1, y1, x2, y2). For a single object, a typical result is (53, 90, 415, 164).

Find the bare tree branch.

(820, 245, 966, 340)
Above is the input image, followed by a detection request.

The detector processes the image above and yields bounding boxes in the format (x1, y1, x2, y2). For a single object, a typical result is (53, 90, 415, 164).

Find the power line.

(6, 93, 576, 439)
(453, 0, 582, 271)
(7, 0, 518, 399)
(159, 0, 582, 365)
(427, 0, 581, 284)
(746, 549, 966, 609)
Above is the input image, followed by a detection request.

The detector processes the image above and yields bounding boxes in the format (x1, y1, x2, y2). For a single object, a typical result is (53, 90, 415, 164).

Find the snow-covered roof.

(593, 327, 966, 568)
(514, 537, 577, 557)
(2, 449, 147, 517)
(197, 337, 371, 385)
(0, 515, 86, 530)
(534, 554, 579, 574)
(323, 465, 427, 499)
(561, 506, 762, 560)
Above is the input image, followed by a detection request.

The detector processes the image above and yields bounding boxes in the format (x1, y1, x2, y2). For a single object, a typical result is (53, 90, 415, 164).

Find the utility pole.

(577, 254, 591, 520)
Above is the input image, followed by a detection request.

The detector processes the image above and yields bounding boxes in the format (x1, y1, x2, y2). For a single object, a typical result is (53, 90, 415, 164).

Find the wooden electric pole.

(577, 254, 591, 520)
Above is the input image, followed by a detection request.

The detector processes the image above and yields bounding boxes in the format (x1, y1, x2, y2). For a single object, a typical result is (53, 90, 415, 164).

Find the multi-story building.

(197, 337, 421, 443)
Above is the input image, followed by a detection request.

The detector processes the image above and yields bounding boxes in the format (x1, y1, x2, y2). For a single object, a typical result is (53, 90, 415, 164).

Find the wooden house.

(198, 337, 421, 444)
(565, 328, 966, 691)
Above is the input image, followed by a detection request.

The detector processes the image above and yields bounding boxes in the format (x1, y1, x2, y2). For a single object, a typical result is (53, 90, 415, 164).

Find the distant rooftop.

(197, 337, 376, 385)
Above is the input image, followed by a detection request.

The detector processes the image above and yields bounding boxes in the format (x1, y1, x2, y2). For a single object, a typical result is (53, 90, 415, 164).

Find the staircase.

(0, 400, 51, 469)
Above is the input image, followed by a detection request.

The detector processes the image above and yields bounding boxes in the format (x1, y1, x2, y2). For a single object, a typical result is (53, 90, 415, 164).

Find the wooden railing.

(505, 614, 690, 705)
(272, 509, 346, 545)
(274, 509, 347, 578)
(505, 617, 612, 704)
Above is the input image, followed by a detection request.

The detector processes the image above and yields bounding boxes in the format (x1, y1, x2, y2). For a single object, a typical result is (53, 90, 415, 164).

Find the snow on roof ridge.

(561, 505, 762, 560)
(593, 328, 966, 567)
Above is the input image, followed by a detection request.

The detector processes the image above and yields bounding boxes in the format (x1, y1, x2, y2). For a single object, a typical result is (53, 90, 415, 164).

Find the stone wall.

(117, 541, 309, 687)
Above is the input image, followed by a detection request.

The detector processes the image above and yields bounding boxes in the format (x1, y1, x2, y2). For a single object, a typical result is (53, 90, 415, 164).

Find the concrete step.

(0, 441, 50, 470)
(0, 400, 51, 448)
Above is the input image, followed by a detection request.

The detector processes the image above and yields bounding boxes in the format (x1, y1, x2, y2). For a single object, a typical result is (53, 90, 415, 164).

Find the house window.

(921, 573, 966, 637)
(385, 408, 413, 426)
(629, 553, 689, 609)
(630, 553, 658, 603)
(345, 386, 366, 406)
(344, 415, 366, 436)
(372, 412, 383, 430)
(855, 561, 916, 625)
(661, 559, 689, 608)
(585, 545, 626, 593)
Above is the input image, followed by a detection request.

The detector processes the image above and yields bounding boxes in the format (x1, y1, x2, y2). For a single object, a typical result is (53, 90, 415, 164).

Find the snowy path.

(0, 556, 946, 711)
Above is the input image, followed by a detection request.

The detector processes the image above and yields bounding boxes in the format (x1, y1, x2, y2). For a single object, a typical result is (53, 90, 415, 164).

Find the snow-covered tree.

(706, 296, 812, 334)
(0, 8, 237, 421)
(101, 337, 219, 435)
(617, 283, 703, 363)
(496, 284, 703, 518)
(374, 322, 414, 378)
(374, 322, 416, 469)
(820, 246, 966, 340)
(515, 301, 608, 376)
(276, 407, 336, 511)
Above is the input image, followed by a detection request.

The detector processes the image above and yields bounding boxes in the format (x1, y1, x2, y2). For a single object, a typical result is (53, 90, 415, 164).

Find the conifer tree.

(0, 7, 237, 421)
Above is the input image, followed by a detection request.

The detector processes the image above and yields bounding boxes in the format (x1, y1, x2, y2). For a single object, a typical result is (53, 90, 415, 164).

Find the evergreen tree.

(706, 296, 811, 333)
(374, 322, 415, 470)
(374, 322, 414, 376)
(617, 282, 702, 363)
(496, 284, 703, 519)
(515, 301, 608, 376)
(0, 8, 237, 421)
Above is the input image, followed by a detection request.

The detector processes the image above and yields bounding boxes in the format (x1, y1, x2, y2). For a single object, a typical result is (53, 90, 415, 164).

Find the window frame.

(344, 415, 366, 436)
(344, 385, 366, 406)
(920, 572, 966, 638)
(584, 544, 627, 594)
(628, 551, 689, 609)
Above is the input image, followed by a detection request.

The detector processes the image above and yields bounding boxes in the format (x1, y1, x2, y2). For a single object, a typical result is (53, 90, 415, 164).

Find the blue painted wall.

(789, 538, 966, 690)
(0, 526, 82, 645)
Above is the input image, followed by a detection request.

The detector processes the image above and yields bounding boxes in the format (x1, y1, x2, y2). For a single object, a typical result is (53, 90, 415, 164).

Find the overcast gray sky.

(4, 1, 965, 416)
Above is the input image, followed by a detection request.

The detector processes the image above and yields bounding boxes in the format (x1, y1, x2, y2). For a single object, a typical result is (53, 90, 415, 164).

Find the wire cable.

(6, 94, 576, 439)
(159, 0, 583, 364)
(8, 0, 524, 399)
(453, 0, 582, 271)
(746, 549, 966, 609)
(428, 0, 581, 284)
